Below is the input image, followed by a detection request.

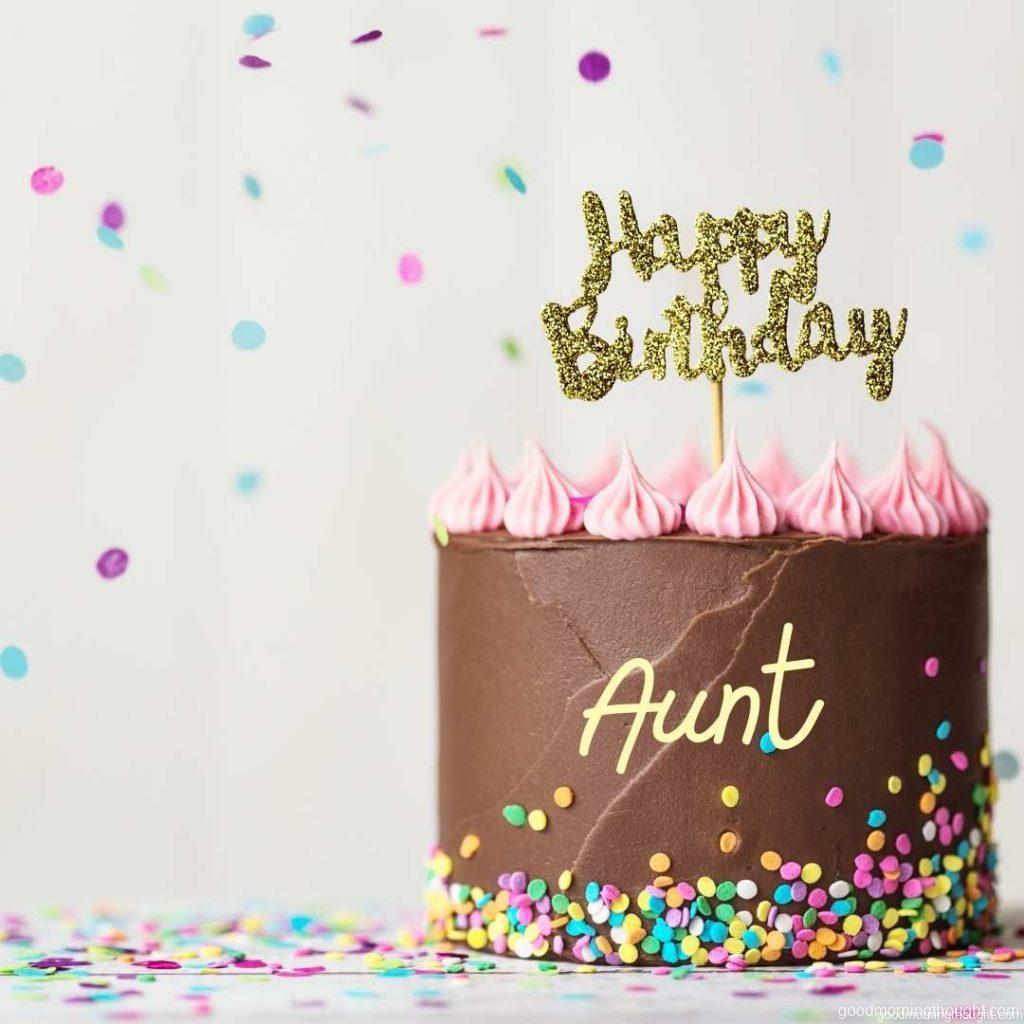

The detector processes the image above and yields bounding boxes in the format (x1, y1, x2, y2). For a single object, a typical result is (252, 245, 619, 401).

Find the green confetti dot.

(501, 336, 522, 361)
(432, 515, 449, 547)
(527, 878, 547, 900)
(502, 804, 527, 827)
(139, 266, 167, 292)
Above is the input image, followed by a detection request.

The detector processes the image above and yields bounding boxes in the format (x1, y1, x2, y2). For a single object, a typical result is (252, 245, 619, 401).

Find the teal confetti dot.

(960, 228, 987, 253)
(243, 174, 262, 199)
(503, 166, 527, 194)
(909, 138, 944, 170)
(759, 732, 775, 754)
(736, 379, 769, 397)
(0, 354, 26, 383)
(242, 13, 275, 37)
(232, 320, 266, 351)
(994, 750, 1019, 780)
(235, 470, 262, 495)
(1, 646, 28, 680)
(867, 808, 886, 828)
(96, 225, 124, 250)
(936, 720, 951, 741)
(821, 51, 841, 78)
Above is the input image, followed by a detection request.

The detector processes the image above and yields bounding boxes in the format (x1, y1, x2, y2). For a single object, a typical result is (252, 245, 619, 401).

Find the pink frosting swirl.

(504, 442, 584, 538)
(434, 447, 508, 533)
(751, 438, 802, 504)
(917, 425, 988, 535)
(575, 442, 621, 496)
(652, 440, 710, 505)
(785, 442, 874, 539)
(685, 431, 779, 537)
(864, 438, 949, 537)
(583, 443, 682, 540)
(427, 449, 472, 526)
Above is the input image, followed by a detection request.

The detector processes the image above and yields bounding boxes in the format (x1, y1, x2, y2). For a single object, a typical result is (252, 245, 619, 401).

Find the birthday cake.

(424, 194, 996, 967)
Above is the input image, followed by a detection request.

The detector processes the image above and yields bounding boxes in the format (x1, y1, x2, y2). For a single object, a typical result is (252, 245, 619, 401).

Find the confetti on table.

(909, 133, 945, 170)
(960, 227, 987, 253)
(96, 225, 124, 249)
(501, 336, 522, 361)
(232, 320, 267, 351)
(139, 266, 167, 292)
(398, 253, 423, 285)
(0, 645, 28, 680)
(242, 13, 275, 38)
(239, 55, 272, 69)
(101, 202, 125, 229)
(243, 174, 262, 198)
(578, 50, 611, 83)
(821, 51, 841, 78)
(0, 353, 26, 383)
(994, 749, 1020, 780)
(352, 29, 382, 44)
(96, 547, 130, 579)
(503, 166, 527, 194)
(235, 470, 263, 495)
(30, 166, 64, 194)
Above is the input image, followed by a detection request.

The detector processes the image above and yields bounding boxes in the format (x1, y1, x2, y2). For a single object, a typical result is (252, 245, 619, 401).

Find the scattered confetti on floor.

(351, 29, 382, 45)
(240, 54, 272, 69)
(578, 50, 611, 83)
(232, 320, 267, 351)
(0, 645, 29, 681)
(0, 905, 1018, 1020)
(96, 548, 129, 580)
(243, 174, 262, 199)
(235, 470, 263, 495)
(910, 133, 945, 169)
(243, 13, 275, 39)
(821, 50, 841, 78)
(139, 266, 167, 292)
(30, 166, 64, 195)
(503, 166, 527, 194)
(0, 354, 26, 383)
(398, 253, 423, 285)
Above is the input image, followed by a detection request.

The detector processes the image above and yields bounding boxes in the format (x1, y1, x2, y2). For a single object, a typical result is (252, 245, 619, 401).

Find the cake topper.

(541, 191, 908, 466)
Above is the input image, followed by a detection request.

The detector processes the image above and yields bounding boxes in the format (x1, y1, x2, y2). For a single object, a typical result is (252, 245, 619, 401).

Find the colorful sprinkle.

(96, 548, 129, 580)
(139, 266, 167, 292)
(578, 50, 611, 83)
(458, 834, 480, 859)
(242, 13, 275, 38)
(553, 786, 574, 809)
(0, 354, 27, 383)
(825, 786, 844, 808)
(719, 830, 738, 854)
(96, 225, 123, 250)
(909, 136, 945, 170)
(936, 720, 952, 740)
(821, 50, 841, 78)
(101, 202, 125, 230)
(503, 166, 527, 194)
(432, 515, 449, 547)
(0, 645, 29, 680)
(759, 731, 775, 753)
(502, 804, 526, 827)
(887, 775, 903, 794)
(527, 809, 547, 832)
(30, 166, 64, 194)
(231, 320, 266, 351)
(239, 55, 272, 69)
(649, 852, 670, 873)
(950, 750, 969, 771)
(398, 253, 423, 284)
(500, 336, 522, 361)
(960, 227, 987, 253)
(235, 470, 262, 495)
(351, 29, 382, 44)
(243, 174, 262, 199)
(721, 785, 739, 808)
(923, 656, 940, 678)
(867, 809, 886, 828)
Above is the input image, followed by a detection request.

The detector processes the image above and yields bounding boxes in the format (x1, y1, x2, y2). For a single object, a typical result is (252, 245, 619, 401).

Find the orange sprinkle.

(719, 830, 738, 854)
(760, 850, 782, 871)
(553, 786, 574, 809)
(458, 834, 480, 859)
(649, 852, 671, 873)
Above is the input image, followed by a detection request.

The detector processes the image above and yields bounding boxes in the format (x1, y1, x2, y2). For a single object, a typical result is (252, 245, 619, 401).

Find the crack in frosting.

(785, 442, 874, 539)
(685, 431, 779, 538)
(583, 443, 682, 540)
(864, 438, 949, 537)
(504, 442, 584, 538)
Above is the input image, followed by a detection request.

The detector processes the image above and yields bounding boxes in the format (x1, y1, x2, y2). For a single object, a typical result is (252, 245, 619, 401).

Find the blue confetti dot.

(235, 470, 262, 494)
(736, 379, 769, 397)
(242, 13, 275, 37)
(231, 320, 266, 351)
(96, 225, 124, 250)
(994, 750, 1019, 780)
(0, 354, 26, 383)
(936, 719, 951, 740)
(243, 174, 262, 199)
(821, 51, 841, 78)
(867, 808, 887, 828)
(909, 138, 945, 170)
(759, 732, 776, 754)
(960, 227, 987, 253)
(503, 166, 527, 194)
(1, 646, 28, 680)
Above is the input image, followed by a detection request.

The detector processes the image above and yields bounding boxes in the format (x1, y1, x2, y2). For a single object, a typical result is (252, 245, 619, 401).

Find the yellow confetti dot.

(760, 850, 782, 871)
(618, 942, 638, 964)
(553, 786, 574, 809)
(721, 784, 740, 808)
(918, 754, 933, 776)
(801, 862, 822, 884)
(558, 870, 573, 891)
(649, 852, 671, 873)
(866, 830, 886, 852)
(887, 775, 903, 794)
(432, 852, 453, 878)
(527, 809, 547, 831)
(843, 915, 863, 935)
(459, 834, 480, 859)
(719, 830, 738, 853)
(697, 876, 717, 898)
(466, 927, 487, 949)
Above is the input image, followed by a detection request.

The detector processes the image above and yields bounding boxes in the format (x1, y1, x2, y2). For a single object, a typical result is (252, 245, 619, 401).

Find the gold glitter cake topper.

(541, 191, 908, 409)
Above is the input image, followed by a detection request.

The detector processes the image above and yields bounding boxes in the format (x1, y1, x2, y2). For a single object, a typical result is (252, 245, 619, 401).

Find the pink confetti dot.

(96, 548, 129, 580)
(924, 656, 940, 678)
(578, 50, 611, 83)
(825, 786, 844, 808)
(950, 750, 968, 771)
(101, 203, 125, 230)
(30, 166, 64, 195)
(239, 55, 271, 69)
(398, 253, 423, 285)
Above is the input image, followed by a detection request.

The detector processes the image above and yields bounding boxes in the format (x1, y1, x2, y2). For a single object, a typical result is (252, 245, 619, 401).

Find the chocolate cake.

(424, 433, 995, 967)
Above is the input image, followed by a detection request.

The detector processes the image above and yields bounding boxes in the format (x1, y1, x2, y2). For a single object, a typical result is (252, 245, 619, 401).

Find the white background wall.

(1, 0, 1021, 910)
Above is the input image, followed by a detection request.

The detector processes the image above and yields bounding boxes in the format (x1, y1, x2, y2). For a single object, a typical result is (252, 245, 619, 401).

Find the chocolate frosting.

(436, 531, 992, 961)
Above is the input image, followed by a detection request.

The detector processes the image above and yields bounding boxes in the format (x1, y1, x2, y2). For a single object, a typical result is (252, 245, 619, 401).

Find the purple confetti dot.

(578, 50, 611, 83)
(239, 55, 272, 69)
(96, 548, 129, 580)
(31, 166, 64, 195)
(351, 29, 382, 44)
(101, 203, 124, 230)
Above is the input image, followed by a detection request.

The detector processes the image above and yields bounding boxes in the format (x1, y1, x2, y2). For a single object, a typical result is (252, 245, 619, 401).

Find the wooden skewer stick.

(711, 380, 724, 470)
